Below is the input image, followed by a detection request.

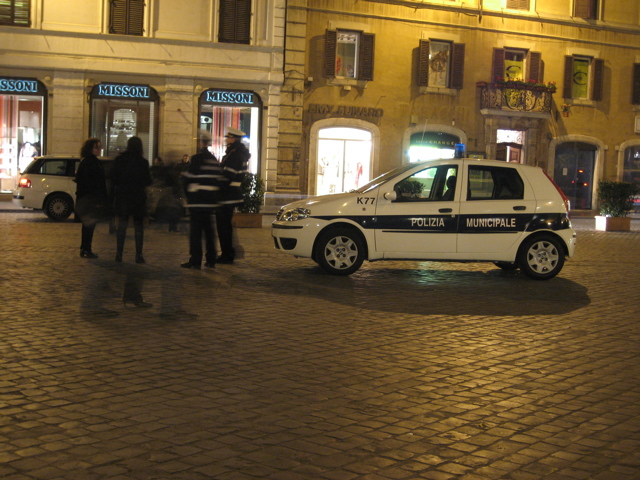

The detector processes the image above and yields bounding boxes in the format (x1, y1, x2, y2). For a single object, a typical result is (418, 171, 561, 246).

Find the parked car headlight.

(278, 207, 311, 221)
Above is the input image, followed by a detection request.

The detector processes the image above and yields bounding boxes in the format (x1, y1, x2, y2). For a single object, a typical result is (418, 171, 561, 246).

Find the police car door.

(374, 164, 459, 256)
(457, 163, 536, 256)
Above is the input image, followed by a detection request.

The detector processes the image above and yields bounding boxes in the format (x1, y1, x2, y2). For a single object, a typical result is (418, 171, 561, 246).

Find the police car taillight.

(18, 178, 31, 188)
(543, 170, 571, 214)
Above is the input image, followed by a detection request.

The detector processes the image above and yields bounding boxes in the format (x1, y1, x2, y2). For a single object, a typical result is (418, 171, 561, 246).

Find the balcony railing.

(476, 82, 555, 114)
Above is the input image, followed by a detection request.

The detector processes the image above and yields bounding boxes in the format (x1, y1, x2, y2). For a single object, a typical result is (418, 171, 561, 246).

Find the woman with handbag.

(74, 138, 109, 259)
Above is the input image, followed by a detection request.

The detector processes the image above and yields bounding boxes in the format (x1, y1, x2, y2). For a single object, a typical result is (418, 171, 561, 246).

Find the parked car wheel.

(518, 234, 564, 280)
(315, 227, 366, 276)
(44, 193, 73, 221)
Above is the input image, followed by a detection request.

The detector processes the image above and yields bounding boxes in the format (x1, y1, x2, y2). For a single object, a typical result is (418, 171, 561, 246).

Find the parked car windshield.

(354, 162, 423, 193)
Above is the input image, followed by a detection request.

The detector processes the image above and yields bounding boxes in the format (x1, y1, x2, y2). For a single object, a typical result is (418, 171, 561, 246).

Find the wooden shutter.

(358, 33, 375, 81)
(507, 0, 530, 9)
(324, 30, 337, 78)
(591, 58, 604, 101)
(219, 0, 251, 44)
(418, 40, 430, 87)
(110, 0, 143, 35)
(632, 63, 640, 105)
(563, 56, 574, 99)
(0, 0, 30, 26)
(492, 48, 505, 82)
(574, 0, 596, 19)
(527, 51, 543, 82)
(450, 43, 465, 89)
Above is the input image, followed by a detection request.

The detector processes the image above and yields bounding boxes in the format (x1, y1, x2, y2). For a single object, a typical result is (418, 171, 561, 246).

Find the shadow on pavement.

(265, 262, 590, 317)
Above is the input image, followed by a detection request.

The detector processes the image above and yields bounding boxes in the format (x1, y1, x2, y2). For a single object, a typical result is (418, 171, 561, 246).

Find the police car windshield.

(354, 163, 419, 193)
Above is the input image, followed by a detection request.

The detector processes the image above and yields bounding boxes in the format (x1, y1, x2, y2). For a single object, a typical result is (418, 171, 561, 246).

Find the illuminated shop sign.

(202, 90, 257, 105)
(0, 78, 44, 95)
(410, 132, 458, 148)
(308, 103, 384, 118)
(92, 83, 157, 100)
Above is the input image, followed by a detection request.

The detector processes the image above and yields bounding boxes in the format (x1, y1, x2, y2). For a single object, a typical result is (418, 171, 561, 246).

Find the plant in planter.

(595, 180, 639, 231)
(233, 173, 265, 227)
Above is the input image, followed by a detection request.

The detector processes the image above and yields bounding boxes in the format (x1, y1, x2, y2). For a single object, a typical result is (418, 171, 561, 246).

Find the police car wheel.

(518, 234, 564, 280)
(315, 227, 365, 276)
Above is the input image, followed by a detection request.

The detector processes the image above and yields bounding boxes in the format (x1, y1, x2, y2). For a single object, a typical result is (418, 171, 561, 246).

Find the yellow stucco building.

(276, 0, 640, 213)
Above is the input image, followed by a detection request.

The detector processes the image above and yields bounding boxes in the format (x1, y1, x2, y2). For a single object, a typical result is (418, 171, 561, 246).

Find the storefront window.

(90, 83, 158, 160)
(316, 127, 371, 196)
(554, 142, 596, 210)
(623, 145, 640, 187)
(198, 89, 261, 174)
(0, 77, 46, 193)
(408, 132, 458, 162)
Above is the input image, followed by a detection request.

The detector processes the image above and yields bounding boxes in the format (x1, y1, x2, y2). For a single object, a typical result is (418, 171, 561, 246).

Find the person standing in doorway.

(180, 138, 221, 269)
(74, 138, 108, 258)
(110, 136, 152, 264)
(216, 127, 249, 264)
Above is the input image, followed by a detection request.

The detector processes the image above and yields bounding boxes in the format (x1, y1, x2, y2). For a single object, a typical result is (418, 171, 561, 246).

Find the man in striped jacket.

(180, 139, 223, 269)
(216, 127, 250, 264)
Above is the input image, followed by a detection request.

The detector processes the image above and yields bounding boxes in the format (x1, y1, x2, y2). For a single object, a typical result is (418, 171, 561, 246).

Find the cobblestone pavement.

(1, 211, 639, 480)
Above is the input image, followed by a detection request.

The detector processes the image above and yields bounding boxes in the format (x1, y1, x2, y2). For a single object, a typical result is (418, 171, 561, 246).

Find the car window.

(467, 166, 524, 200)
(393, 165, 457, 202)
(38, 159, 69, 176)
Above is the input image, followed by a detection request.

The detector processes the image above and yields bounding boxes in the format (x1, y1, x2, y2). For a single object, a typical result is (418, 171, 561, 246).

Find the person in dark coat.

(216, 127, 250, 264)
(180, 139, 222, 269)
(74, 138, 108, 258)
(110, 136, 152, 264)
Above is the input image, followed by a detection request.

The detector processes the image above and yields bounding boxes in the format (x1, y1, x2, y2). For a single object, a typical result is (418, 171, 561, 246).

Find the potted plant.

(233, 173, 265, 228)
(595, 180, 639, 231)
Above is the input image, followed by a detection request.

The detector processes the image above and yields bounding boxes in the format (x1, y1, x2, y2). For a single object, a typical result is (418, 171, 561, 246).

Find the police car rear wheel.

(315, 227, 365, 276)
(44, 193, 73, 221)
(518, 235, 564, 280)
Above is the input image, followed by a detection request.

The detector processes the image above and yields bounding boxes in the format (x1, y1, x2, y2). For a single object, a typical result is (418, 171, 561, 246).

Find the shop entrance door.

(316, 127, 372, 196)
(554, 142, 596, 210)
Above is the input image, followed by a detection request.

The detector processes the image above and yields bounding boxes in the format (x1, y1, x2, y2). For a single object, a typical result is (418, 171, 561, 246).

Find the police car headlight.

(279, 207, 311, 221)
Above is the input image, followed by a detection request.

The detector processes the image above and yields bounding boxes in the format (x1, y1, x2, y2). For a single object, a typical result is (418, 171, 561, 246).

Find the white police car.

(271, 158, 577, 280)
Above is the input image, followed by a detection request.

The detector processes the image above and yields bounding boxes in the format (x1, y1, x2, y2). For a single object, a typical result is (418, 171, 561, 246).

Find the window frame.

(0, 0, 30, 27)
(563, 55, 604, 101)
(218, 0, 251, 45)
(418, 39, 465, 90)
(492, 48, 543, 83)
(109, 0, 144, 36)
(325, 29, 375, 82)
(632, 63, 640, 105)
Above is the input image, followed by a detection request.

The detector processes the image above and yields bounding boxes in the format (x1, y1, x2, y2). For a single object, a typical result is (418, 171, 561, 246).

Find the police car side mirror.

(383, 190, 397, 201)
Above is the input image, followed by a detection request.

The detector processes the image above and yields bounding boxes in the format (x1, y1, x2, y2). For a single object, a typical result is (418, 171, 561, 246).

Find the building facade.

(276, 0, 640, 212)
(0, 0, 285, 195)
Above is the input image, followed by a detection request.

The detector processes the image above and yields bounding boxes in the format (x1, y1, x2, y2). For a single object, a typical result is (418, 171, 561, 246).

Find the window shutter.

(527, 51, 543, 82)
(632, 63, 640, 105)
(507, 0, 529, 9)
(219, 0, 251, 44)
(358, 33, 375, 81)
(110, 0, 127, 34)
(591, 58, 604, 101)
(324, 30, 337, 78)
(0, 0, 30, 26)
(574, 0, 595, 19)
(450, 43, 465, 89)
(418, 40, 430, 87)
(492, 48, 505, 82)
(563, 56, 574, 99)
(110, 0, 143, 35)
(128, 0, 143, 36)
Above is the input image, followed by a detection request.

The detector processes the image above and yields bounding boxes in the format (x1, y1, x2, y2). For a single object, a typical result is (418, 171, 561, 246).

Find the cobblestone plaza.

(1, 211, 639, 480)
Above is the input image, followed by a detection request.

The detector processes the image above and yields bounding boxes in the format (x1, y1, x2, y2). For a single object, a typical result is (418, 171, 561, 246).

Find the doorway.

(554, 142, 596, 210)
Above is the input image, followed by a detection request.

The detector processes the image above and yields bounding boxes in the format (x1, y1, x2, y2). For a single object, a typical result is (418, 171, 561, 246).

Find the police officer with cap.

(216, 127, 250, 264)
